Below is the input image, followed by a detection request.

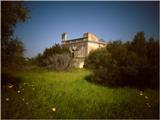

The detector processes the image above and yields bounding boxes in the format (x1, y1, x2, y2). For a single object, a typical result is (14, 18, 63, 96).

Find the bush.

(85, 32, 159, 89)
(32, 44, 73, 71)
(43, 53, 72, 71)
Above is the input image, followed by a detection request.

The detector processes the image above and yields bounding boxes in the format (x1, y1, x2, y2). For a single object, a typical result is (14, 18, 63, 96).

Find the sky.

(15, 1, 159, 58)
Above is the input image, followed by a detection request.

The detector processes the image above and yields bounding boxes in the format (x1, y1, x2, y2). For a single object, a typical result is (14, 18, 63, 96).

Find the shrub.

(32, 44, 73, 71)
(85, 32, 159, 89)
(43, 53, 72, 71)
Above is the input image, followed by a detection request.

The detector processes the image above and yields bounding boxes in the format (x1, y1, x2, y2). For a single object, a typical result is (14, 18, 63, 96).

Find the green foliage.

(1, 69, 159, 119)
(2, 37, 26, 69)
(43, 44, 69, 57)
(2, 1, 29, 70)
(32, 44, 72, 71)
(2, 1, 29, 42)
(85, 32, 159, 88)
(31, 53, 43, 66)
(130, 32, 146, 56)
(85, 48, 110, 69)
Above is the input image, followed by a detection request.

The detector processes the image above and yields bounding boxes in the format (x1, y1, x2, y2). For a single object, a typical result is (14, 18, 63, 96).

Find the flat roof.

(65, 37, 87, 42)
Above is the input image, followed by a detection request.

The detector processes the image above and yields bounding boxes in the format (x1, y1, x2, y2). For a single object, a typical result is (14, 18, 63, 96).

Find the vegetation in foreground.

(1, 2, 159, 119)
(85, 32, 159, 89)
(1, 69, 159, 119)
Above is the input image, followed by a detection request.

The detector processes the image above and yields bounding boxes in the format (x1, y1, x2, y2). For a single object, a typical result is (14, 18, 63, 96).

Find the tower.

(62, 32, 67, 42)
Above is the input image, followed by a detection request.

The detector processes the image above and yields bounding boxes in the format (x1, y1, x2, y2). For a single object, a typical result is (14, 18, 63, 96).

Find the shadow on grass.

(84, 74, 159, 90)
(1, 73, 22, 91)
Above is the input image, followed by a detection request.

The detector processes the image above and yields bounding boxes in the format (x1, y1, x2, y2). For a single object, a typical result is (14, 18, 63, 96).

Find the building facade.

(62, 32, 106, 68)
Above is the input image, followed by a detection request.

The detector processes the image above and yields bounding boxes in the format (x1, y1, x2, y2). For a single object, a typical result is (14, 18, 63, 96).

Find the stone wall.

(61, 32, 106, 68)
(72, 57, 85, 68)
(84, 32, 99, 41)
(63, 39, 88, 58)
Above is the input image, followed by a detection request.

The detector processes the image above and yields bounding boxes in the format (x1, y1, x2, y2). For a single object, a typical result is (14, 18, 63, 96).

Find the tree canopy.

(2, 1, 29, 70)
(32, 44, 72, 71)
(85, 32, 159, 89)
(2, 1, 29, 42)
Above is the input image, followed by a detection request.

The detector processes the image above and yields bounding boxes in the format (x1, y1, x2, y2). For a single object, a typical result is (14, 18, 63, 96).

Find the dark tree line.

(85, 32, 159, 89)
(2, 1, 29, 70)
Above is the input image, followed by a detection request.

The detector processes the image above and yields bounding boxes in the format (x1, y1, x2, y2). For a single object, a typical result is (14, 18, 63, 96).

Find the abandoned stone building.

(61, 32, 106, 68)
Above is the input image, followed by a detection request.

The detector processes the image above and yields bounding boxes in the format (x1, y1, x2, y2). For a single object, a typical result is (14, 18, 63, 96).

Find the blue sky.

(15, 1, 159, 58)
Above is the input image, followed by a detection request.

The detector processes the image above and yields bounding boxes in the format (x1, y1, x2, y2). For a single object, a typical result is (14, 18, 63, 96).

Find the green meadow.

(1, 69, 159, 119)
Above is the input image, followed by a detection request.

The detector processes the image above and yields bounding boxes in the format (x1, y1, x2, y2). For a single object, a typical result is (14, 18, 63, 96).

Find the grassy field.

(1, 68, 159, 119)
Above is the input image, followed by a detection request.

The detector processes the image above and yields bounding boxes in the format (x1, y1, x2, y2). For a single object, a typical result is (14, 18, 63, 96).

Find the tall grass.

(1, 69, 159, 119)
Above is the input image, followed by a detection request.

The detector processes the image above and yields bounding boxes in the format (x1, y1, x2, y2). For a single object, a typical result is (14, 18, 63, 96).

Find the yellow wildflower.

(145, 96, 149, 99)
(52, 107, 56, 112)
(8, 84, 13, 88)
(146, 103, 151, 108)
(5, 98, 9, 101)
(139, 91, 143, 96)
